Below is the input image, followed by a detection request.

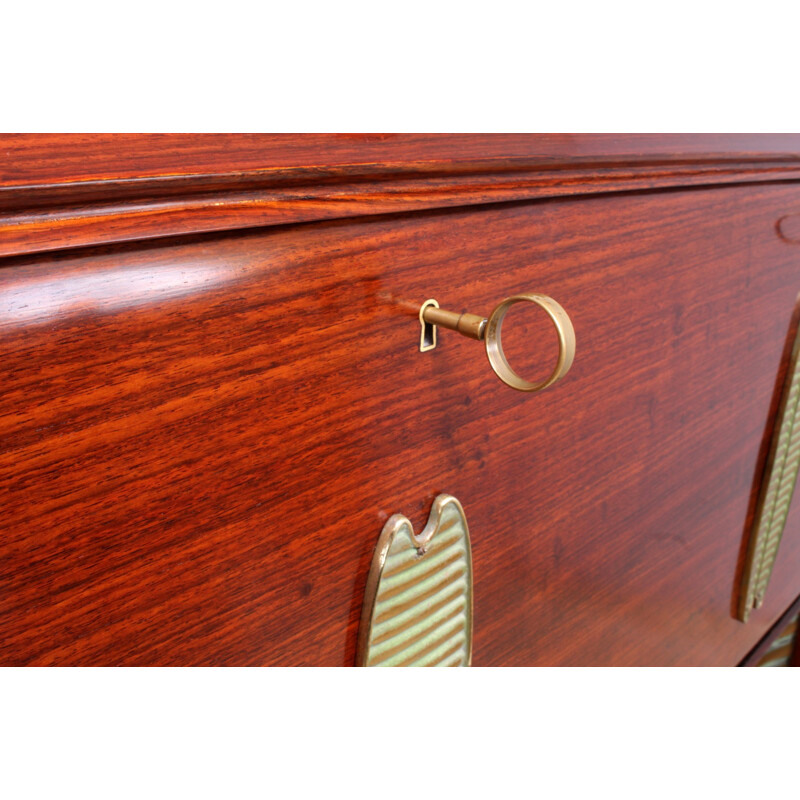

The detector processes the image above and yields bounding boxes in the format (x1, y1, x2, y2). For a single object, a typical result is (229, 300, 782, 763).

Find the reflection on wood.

(755, 613, 799, 666)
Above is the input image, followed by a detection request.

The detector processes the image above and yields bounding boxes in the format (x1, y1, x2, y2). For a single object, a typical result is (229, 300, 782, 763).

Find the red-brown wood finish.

(2, 143, 800, 664)
(3, 134, 800, 260)
(778, 214, 800, 244)
(6, 134, 800, 187)
(740, 592, 800, 666)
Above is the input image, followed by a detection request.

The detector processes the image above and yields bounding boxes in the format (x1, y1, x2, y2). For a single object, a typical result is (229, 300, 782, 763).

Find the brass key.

(419, 294, 576, 393)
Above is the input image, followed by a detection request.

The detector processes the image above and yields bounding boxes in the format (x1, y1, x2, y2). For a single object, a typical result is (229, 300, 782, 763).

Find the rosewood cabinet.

(2, 134, 800, 665)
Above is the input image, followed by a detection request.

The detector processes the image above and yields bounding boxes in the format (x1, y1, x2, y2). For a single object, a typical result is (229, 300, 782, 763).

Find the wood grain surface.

(740, 592, 800, 665)
(4, 134, 800, 260)
(778, 213, 800, 244)
(6, 133, 800, 187)
(3, 178, 800, 665)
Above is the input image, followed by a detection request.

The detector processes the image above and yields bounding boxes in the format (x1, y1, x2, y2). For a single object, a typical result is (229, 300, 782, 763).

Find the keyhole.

(421, 319, 435, 349)
(419, 298, 439, 352)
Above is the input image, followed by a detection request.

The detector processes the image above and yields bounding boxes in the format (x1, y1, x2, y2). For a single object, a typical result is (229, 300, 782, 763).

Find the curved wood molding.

(3, 134, 800, 259)
(778, 213, 800, 243)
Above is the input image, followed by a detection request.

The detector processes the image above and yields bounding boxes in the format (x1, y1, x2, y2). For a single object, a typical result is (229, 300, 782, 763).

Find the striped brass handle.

(356, 494, 473, 667)
(739, 299, 800, 621)
(419, 293, 576, 393)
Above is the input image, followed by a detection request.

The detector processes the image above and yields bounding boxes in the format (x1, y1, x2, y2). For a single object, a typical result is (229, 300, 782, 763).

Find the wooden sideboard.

(2, 133, 800, 666)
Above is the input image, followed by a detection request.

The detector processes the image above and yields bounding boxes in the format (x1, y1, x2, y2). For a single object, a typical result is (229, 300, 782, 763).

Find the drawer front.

(2, 183, 800, 665)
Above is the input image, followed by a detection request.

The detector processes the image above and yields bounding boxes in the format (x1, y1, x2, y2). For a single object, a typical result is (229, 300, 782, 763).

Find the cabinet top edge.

(4, 133, 800, 189)
(3, 134, 800, 261)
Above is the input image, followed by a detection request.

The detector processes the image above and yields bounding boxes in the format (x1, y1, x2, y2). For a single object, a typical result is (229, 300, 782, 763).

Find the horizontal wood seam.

(3, 156, 800, 259)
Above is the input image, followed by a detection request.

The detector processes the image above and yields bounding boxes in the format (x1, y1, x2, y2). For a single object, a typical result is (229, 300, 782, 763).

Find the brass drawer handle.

(739, 298, 800, 621)
(419, 294, 576, 393)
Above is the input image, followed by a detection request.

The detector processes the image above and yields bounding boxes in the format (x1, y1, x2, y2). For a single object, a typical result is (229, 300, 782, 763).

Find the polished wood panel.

(740, 593, 800, 665)
(2, 180, 800, 665)
(4, 134, 800, 259)
(778, 213, 800, 244)
(5, 134, 800, 187)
